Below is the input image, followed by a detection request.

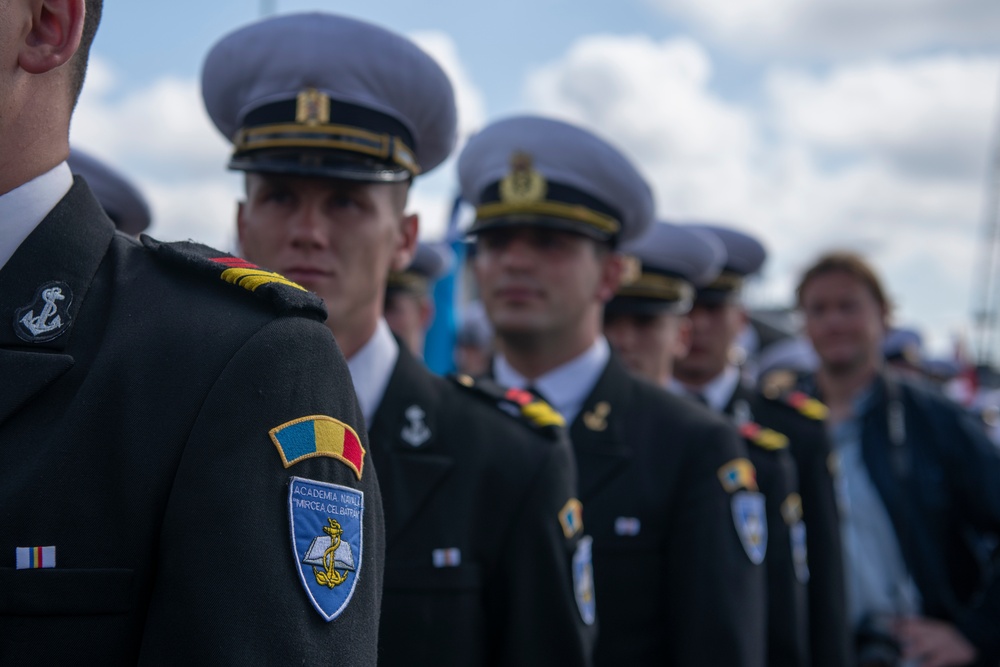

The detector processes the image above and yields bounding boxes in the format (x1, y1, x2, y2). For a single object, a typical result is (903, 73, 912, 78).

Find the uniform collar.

(346, 318, 399, 429)
(494, 336, 610, 425)
(682, 364, 741, 412)
(0, 162, 73, 271)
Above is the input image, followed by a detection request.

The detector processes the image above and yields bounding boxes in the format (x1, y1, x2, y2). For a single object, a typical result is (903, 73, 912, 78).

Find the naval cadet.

(1, 1, 384, 664)
(672, 225, 850, 667)
(202, 14, 594, 666)
(384, 241, 454, 358)
(67, 147, 152, 236)
(460, 115, 766, 666)
(608, 221, 808, 667)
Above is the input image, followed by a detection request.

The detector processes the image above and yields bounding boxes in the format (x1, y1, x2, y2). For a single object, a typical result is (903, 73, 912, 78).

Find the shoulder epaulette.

(783, 391, 829, 421)
(739, 421, 789, 451)
(449, 374, 566, 439)
(142, 237, 326, 319)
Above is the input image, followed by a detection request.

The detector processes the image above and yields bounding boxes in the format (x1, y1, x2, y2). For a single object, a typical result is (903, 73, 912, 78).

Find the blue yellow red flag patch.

(16, 546, 55, 569)
(559, 498, 584, 539)
(718, 458, 758, 493)
(732, 491, 767, 565)
(270, 415, 365, 479)
(289, 477, 364, 622)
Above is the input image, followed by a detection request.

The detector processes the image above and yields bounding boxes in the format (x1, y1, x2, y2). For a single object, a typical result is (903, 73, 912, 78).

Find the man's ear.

(19, 0, 85, 75)
(595, 251, 624, 303)
(391, 212, 419, 272)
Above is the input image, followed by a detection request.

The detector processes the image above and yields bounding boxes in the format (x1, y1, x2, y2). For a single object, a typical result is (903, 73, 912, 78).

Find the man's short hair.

(70, 0, 103, 108)
(795, 251, 892, 314)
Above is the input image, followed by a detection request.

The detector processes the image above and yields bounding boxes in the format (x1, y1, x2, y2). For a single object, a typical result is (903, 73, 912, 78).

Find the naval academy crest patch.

(731, 491, 767, 565)
(289, 477, 364, 621)
(572, 536, 596, 626)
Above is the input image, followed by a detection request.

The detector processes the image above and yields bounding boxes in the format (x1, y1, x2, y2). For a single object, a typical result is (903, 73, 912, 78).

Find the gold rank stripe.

(740, 422, 789, 450)
(234, 123, 421, 175)
(475, 200, 621, 236)
(787, 391, 829, 420)
(616, 273, 694, 301)
(220, 267, 307, 293)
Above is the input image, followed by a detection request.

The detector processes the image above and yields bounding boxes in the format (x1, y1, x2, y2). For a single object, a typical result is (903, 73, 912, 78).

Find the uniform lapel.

(570, 357, 634, 502)
(0, 179, 113, 427)
(368, 345, 454, 546)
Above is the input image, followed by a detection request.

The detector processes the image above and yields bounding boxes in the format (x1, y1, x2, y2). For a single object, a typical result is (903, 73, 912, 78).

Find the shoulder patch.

(448, 374, 566, 438)
(739, 421, 789, 450)
(270, 415, 365, 480)
(718, 457, 759, 493)
(142, 237, 326, 319)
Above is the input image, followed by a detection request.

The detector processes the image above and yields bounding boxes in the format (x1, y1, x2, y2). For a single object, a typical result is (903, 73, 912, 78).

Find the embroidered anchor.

(313, 519, 350, 589)
(15, 281, 72, 343)
(401, 405, 431, 447)
(583, 401, 611, 432)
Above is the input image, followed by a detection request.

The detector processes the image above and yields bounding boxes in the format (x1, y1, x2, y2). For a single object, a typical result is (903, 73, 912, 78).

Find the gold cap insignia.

(619, 256, 642, 286)
(499, 151, 547, 204)
(296, 88, 330, 126)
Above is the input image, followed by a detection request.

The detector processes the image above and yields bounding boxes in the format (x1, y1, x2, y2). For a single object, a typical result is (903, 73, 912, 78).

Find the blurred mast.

(260, 0, 277, 17)
(971, 73, 1000, 366)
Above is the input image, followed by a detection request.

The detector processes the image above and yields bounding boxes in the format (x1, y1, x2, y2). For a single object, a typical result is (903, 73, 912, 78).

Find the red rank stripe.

(210, 257, 259, 269)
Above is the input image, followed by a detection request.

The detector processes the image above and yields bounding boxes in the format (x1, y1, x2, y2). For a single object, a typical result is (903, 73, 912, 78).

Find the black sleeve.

(137, 317, 385, 665)
(663, 420, 766, 667)
(487, 432, 596, 667)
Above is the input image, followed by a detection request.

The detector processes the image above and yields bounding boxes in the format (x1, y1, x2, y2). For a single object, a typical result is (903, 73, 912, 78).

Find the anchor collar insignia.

(14, 281, 74, 343)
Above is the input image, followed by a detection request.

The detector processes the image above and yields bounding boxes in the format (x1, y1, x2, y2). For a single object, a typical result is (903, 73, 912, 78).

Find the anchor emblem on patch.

(401, 405, 431, 447)
(15, 281, 73, 343)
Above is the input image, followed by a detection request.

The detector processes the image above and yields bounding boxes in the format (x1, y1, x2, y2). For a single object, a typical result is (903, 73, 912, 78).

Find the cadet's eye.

(262, 188, 294, 205)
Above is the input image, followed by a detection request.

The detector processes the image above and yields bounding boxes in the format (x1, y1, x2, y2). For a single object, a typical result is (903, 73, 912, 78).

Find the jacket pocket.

(0, 567, 134, 615)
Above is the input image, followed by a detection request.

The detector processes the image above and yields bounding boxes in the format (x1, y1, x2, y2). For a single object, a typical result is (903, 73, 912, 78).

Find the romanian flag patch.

(718, 458, 758, 493)
(270, 416, 365, 480)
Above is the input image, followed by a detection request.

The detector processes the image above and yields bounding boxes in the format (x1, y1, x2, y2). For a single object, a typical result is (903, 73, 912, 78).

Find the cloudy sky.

(73, 0, 1000, 357)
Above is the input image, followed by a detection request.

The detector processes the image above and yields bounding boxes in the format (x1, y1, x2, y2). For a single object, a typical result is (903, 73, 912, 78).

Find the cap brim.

(466, 215, 613, 243)
(605, 295, 691, 317)
(229, 153, 411, 183)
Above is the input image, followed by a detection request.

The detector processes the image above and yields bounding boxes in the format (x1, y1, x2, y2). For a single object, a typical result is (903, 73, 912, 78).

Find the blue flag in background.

(424, 195, 466, 375)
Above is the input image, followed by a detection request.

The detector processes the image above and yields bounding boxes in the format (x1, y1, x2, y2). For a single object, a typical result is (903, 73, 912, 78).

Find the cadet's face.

(675, 300, 745, 384)
(383, 291, 428, 357)
(238, 173, 412, 330)
(801, 271, 886, 373)
(473, 227, 613, 341)
(604, 311, 688, 384)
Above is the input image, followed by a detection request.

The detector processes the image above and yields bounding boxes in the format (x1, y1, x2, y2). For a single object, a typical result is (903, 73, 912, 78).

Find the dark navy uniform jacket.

(726, 384, 811, 667)
(810, 372, 1000, 665)
(0, 180, 385, 665)
(570, 358, 766, 666)
(370, 345, 595, 666)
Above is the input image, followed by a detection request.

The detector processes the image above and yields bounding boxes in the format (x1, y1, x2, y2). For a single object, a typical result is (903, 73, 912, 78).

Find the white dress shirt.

(494, 337, 610, 425)
(345, 319, 399, 429)
(0, 162, 74, 271)
(674, 365, 741, 412)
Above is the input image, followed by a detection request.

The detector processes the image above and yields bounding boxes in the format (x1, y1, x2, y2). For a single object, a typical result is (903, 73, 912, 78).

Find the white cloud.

(768, 56, 1000, 180)
(649, 0, 1000, 57)
(71, 57, 236, 247)
(408, 31, 488, 242)
(522, 34, 994, 354)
